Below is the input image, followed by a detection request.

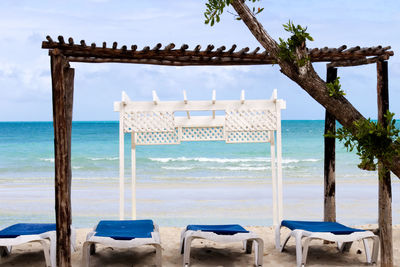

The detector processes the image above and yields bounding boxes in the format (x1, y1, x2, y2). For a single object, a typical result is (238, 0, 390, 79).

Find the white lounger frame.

(276, 224, 379, 267)
(81, 223, 162, 267)
(0, 227, 76, 267)
(180, 229, 264, 267)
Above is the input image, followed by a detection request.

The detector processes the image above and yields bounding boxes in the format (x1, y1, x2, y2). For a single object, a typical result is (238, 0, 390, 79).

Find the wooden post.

(377, 60, 392, 267)
(131, 132, 136, 219)
(324, 66, 337, 222)
(51, 49, 74, 267)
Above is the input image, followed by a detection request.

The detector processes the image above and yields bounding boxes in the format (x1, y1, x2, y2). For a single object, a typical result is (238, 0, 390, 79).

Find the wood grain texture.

(324, 67, 337, 223)
(51, 52, 73, 267)
(377, 60, 393, 267)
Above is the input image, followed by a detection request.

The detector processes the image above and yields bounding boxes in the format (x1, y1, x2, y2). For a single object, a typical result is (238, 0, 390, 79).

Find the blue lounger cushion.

(187, 224, 249, 235)
(0, 223, 56, 238)
(94, 220, 154, 240)
(281, 220, 365, 235)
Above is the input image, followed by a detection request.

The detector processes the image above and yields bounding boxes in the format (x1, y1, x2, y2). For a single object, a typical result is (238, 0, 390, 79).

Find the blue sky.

(0, 0, 399, 121)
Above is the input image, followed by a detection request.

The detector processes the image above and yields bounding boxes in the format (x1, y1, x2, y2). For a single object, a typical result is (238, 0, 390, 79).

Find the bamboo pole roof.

(42, 35, 394, 67)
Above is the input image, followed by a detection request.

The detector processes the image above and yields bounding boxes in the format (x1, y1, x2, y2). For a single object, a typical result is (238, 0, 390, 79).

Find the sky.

(0, 0, 399, 121)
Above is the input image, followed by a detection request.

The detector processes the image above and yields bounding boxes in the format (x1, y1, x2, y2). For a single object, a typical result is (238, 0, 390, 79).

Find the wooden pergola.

(42, 35, 393, 266)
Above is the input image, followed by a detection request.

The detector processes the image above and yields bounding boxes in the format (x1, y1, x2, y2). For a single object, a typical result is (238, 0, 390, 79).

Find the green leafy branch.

(204, 0, 263, 26)
(330, 111, 400, 171)
(278, 20, 314, 67)
(327, 77, 346, 98)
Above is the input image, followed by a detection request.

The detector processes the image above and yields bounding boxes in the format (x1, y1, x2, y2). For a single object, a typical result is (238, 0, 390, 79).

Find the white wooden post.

(276, 99, 283, 224)
(119, 106, 125, 220)
(270, 131, 278, 226)
(152, 90, 159, 105)
(131, 132, 136, 219)
(212, 90, 216, 119)
(183, 90, 190, 119)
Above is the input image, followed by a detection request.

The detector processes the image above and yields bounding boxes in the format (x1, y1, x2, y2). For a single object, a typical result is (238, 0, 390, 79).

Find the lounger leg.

(81, 241, 93, 267)
(246, 240, 254, 254)
(0, 247, 3, 264)
(48, 233, 57, 267)
(370, 236, 379, 264)
(0, 246, 11, 257)
(71, 228, 77, 252)
(338, 241, 353, 252)
(183, 236, 194, 267)
(362, 239, 371, 263)
(254, 238, 264, 267)
(301, 237, 314, 267)
(0, 246, 11, 264)
(89, 243, 96, 255)
(280, 233, 292, 252)
(275, 225, 281, 250)
(180, 229, 186, 254)
(294, 231, 304, 267)
(39, 239, 52, 267)
(153, 243, 162, 267)
(6, 246, 11, 255)
(180, 238, 185, 254)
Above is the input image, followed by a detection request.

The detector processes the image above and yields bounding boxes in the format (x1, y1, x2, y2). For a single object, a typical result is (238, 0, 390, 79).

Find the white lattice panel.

(123, 111, 175, 133)
(136, 129, 179, 145)
(225, 109, 277, 131)
(181, 127, 224, 141)
(226, 131, 270, 143)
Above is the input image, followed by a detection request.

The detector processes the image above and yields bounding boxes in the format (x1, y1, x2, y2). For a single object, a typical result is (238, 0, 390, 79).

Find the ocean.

(0, 121, 398, 228)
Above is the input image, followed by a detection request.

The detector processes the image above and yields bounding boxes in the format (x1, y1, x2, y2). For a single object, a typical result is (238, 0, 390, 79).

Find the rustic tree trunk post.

(377, 60, 392, 267)
(51, 49, 74, 267)
(324, 66, 337, 222)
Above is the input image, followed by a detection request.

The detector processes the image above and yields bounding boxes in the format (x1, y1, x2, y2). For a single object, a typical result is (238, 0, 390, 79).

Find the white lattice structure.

(114, 89, 286, 229)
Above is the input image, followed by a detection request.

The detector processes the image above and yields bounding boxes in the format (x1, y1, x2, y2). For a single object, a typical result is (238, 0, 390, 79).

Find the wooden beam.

(327, 55, 390, 68)
(51, 50, 74, 267)
(42, 38, 394, 66)
(64, 56, 275, 66)
(324, 66, 337, 223)
(377, 60, 393, 267)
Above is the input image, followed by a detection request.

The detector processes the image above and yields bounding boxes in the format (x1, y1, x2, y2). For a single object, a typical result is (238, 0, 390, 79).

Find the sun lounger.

(277, 220, 379, 267)
(0, 223, 76, 267)
(81, 219, 162, 267)
(180, 224, 264, 267)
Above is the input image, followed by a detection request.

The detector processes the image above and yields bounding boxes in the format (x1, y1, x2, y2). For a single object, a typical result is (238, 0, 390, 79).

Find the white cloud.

(0, 62, 16, 76)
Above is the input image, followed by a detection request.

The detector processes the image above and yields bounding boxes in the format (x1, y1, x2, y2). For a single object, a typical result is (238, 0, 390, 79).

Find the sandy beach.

(1, 225, 399, 266)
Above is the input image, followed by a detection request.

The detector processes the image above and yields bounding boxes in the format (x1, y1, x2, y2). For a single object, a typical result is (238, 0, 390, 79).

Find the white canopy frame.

(114, 89, 286, 229)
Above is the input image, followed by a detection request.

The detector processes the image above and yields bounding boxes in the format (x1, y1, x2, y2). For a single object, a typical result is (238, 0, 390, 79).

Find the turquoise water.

(0, 121, 398, 227)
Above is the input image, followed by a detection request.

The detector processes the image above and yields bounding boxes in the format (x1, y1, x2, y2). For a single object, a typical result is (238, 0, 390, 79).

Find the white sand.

(1, 225, 399, 266)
